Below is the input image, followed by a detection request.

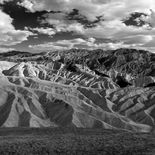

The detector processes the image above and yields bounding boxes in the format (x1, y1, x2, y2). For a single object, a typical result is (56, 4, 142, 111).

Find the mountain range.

(0, 48, 155, 132)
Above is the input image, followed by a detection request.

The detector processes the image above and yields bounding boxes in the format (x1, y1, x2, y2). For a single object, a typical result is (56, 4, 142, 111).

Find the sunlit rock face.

(0, 48, 155, 132)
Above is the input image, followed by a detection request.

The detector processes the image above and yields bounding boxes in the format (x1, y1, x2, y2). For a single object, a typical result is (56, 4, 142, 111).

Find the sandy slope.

(0, 61, 154, 132)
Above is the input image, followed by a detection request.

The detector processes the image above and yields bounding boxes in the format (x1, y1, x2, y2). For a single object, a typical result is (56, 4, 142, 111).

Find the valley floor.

(0, 128, 154, 155)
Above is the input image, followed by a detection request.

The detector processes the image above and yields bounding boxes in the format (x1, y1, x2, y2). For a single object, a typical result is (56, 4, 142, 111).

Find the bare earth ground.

(0, 128, 154, 155)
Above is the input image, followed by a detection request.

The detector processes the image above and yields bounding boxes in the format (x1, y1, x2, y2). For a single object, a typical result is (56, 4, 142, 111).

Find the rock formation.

(0, 48, 154, 132)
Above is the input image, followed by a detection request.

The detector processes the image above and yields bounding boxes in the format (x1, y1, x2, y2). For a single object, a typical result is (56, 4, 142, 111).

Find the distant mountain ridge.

(0, 48, 155, 132)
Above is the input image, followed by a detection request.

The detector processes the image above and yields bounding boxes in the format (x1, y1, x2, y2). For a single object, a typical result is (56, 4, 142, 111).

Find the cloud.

(123, 12, 148, 27)
(18, 0, 104, 20)
(17, 0, 34, 12)
(41, 12, 96, 33)
(27, 1, 155, 49)
(37, 13, 84, 36)
(0, 0, 12, 4)
(123, 35, 153, 45)
(29, 37, 132, 51)
(26, 27, 56, 36)
(0, 9, 33, 46)
(0, 47, 14, 52)
(29, 43, 69, 51)
(16, 0, 155, 27)
(17, 0, 155, 20)
(141, 9, 155, 28)
(14, 0, 155, 51)
(78, 18, 155, 50)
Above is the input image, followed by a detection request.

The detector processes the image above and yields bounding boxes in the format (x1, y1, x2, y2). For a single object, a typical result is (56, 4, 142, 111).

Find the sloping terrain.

(0, 48, 155, 132)
(0, 127, 154, 155)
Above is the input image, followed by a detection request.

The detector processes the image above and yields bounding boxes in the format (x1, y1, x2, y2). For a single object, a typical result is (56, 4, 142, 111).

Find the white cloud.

(60, 23, 84, 33)
(29, 43, 69, 51)
(18, 0, 155, 20)
(29, 38, 132, 51)
(141, 9, 155, 28)
(41, 13, 66, 25)
(41, 13, 84, 34)
(0, 0, 12, 4)
(17, 0, 155, 51)
(79, 19, 155, 49)
(18, 0, 106, 21)
(17, 0, 34, 12)
(27, 27, 56, 36)
(0, 47, 14, 53)
(32, 1, 155, 48)
(0, 9, 33, 46)
(123, 35, 153, 45)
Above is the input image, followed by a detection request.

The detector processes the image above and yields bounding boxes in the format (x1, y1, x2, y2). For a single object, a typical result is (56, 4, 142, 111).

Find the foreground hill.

(0, 48, 155, 132)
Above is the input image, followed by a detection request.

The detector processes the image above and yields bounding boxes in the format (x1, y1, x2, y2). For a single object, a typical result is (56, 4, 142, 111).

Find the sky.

(0, 0, 155, 53)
